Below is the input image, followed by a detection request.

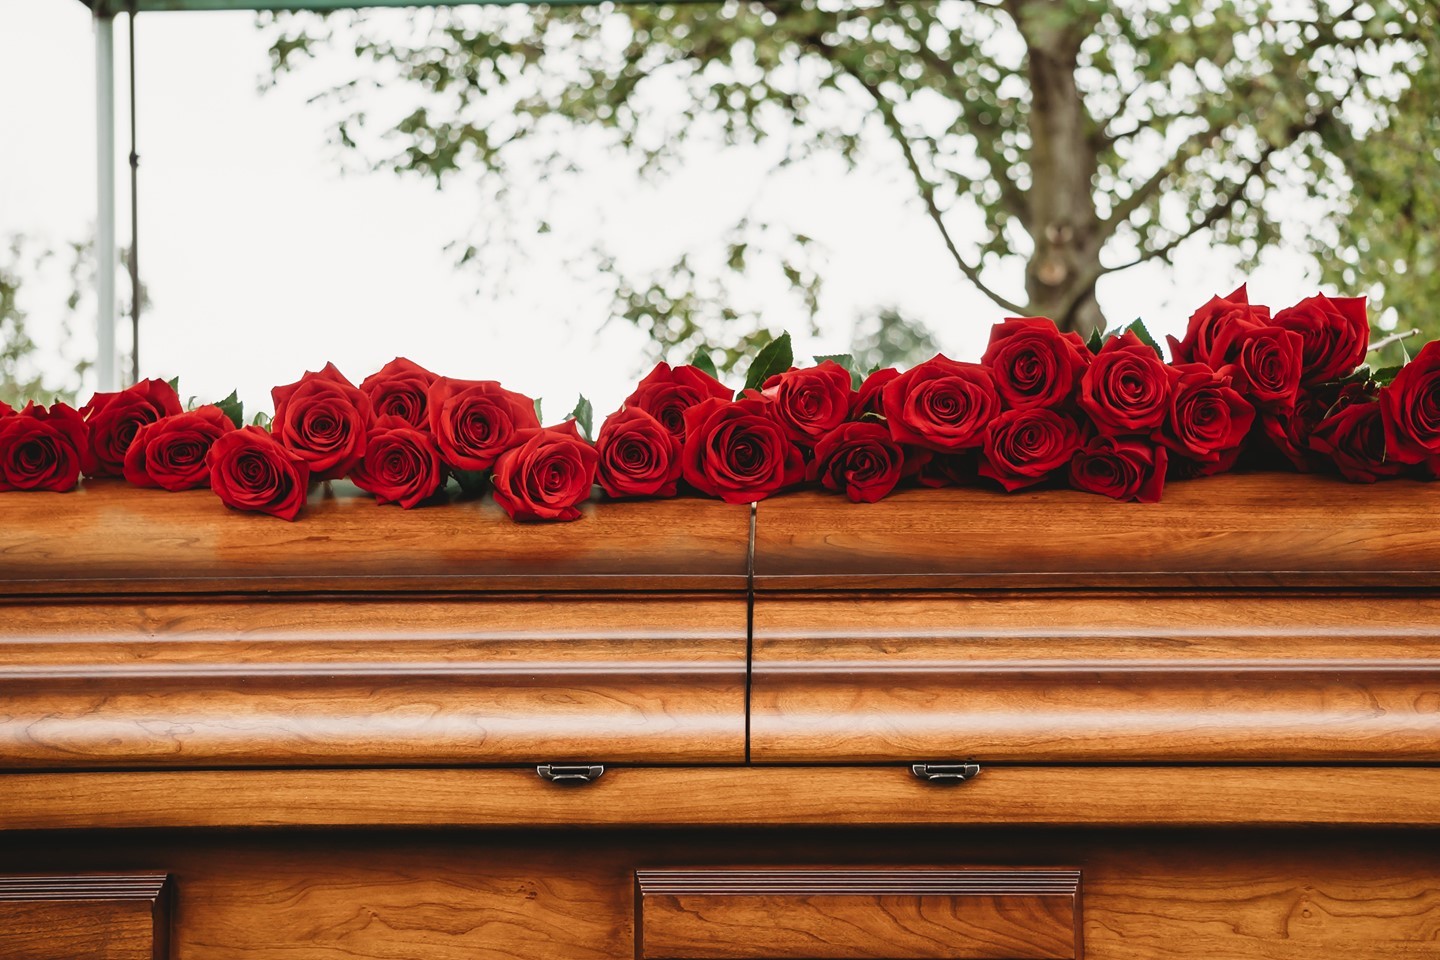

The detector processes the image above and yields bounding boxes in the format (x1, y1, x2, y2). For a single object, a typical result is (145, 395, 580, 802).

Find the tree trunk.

(1010, 1, 1107, 339)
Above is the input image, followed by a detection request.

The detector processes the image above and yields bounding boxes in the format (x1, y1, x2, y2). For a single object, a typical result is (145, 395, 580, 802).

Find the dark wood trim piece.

(0, 873, 171, 960)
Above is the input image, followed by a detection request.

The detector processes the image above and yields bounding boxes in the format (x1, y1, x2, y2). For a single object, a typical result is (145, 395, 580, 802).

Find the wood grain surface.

(0, 479, 750, 594)
(751, 594, 1440, 762)
(0, 831, 1437, 960)
(0, 597, 745, 768)
(636, 868, 1080, 959)
(0, 874, 170, 960)
(752, 473, 1440, 589)
(4, 766, 1440, 829)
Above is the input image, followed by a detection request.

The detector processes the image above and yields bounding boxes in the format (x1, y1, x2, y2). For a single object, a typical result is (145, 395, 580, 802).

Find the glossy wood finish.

(0, 597, 745, 768)
(753, 473, 1440, 589)
(751, 594, 1440, 762)
(636, 868, 1081, 959)
(1, 830, 1438, 960)
(0, 874, 170, 960)
(0, 480, 751, 595)
(5, 766, 1440, 830)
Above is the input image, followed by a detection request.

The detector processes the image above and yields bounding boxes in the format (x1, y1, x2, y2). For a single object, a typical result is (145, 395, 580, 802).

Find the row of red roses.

(2, 285, 1439, 519)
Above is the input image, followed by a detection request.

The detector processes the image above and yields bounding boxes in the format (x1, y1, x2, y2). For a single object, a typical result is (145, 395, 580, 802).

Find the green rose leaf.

(691, 348, 720, 380)
(533, 397, 543, 424)
(1087, 327, 1106, 354)
(1372, 365, 1404, 386)
(1125, 318, 1164, 358)
(742, 331, 794, 394)
(569, 394, 594, 442)
(251, 410, 273, 430)
(452, 469, 488, 497)
(215, 389, 245, 429)
(166, 375, 180, 395)
(814, 353, 863, 390)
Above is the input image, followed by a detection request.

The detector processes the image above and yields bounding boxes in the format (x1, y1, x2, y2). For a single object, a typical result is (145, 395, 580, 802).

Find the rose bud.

(359, 357, 438, 429)
(1077, 331, 1171, 435)
(1167, 285, 1271, 366)
(1211, 321, 1303, 413)
(1069, 435, 1167, 503)
(79, 377, 183, 477)
(350, 415, 445, 509)
(978, 406, 1082, 492)
(0, 402, 91, 492)
(625, 362, 733, 441)
(1380, 340, 1440, 466)
(881, 355, 1000, 452)
(123, 405, 236, 491)
(490, 420, 599, 522)
(206, 426, 312, 521)
(1310, 399, 1405, 484)
(981, 317, 1090, 410)
(427, 377, 541, 473)
(1273, 294, 1369, 386)
(681, 396, 805, 504)
(762, 360, 853, 445)
(808, 420, 904, 503)
(851, 367, 898, 417)
(270, 363, 371, 481)
(1153, 363, 1255, 476)
(596, 406, 682, 499)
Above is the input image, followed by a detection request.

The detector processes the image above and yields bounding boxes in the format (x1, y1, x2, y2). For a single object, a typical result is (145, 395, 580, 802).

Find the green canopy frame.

(80, 0, 680, 389)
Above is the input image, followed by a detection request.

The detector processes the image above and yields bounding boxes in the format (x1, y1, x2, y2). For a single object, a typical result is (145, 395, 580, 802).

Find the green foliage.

(1123, 319, 1163, 358)
(742, 331, 794, 393)
(215, 389, 245, 429)
(0, 235, 96, 407)
(813, 353, 863, 390)
(690, 347, 720, 380)
(568, 393, 594, 441)
(849, 308, 939, 372)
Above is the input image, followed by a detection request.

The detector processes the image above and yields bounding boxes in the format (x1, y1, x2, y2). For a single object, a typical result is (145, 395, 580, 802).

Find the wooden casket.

(2, 473, 1439, 959)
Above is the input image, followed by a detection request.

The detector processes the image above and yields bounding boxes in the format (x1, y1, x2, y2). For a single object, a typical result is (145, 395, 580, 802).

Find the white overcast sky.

(1, 0, 1331, 419)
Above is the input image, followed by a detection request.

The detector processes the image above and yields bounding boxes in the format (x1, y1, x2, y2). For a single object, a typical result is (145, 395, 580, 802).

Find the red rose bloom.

(981, 317, 1090, 410)
(1211, 321, 1303, 413)
(762, 360, 853, 444)
(0, 402, 91, 492)
(427, 378, 540, 473)
(490, 420, 599, 522)
(851, 367, 898, 417)
(595, 406, 682, 499)
(79, 377, 183, 477)
(978, 407, 1081, 492)
(1153, 363, 1254, 475)
(1273, 294, 1369, 386)
(881, 355, 999, 451)
(123, 405, 236, 491)
(350, 415, 445, 509)
(1310, 399, 1404, 484)
(1167, 285, 1271, 366)
(808, 420, 904, 503)
(1, 400, 13, 417)
(624, 363, 732, 441)
(1077, 331, 1170, 435)
(1381, 340, 1440, 466)
(1069, 436, 1167, 503)
(359, 357, 438, 429)
(206, 426, 312, 521)
(681, 396, 804, 504)
(270, 363, 371, 481)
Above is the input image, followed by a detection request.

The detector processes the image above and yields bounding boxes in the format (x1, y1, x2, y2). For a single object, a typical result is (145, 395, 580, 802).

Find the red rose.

(207, 426, 312, 521)
(1273, 294, 1369, 386)
(881, 355, 999, 451)
(0, 402, 91, 492)
(595, 406, 682, 499)
(1210, 320, 1303, 413)
(359, 357, 438, 429)
(427, 377, 540, 472)
(762, 360, 853, 444)
(1069, 436, 1167, 503)
(1167, 285, 1270, 366)
(1077, 331, 1170, 435)
(122, 405, 236, 491)
(1, 401, 13, 417)
(271, 363, 371, 480)
(490, 420, 599, 522)
(808, 420, 904, 503)
(917, 452, 971, 488)
(1381, 340, 1440, 466)
(1310, 399, 1404, 483)
(624, 363, 732, 441)
(851, 367, 898, 417)
(981, 317, 1090, 410)
(1153, 362, 1254, 475)
(978, 406, 1081, 492)
(79, 377, 183, 477)
(681, 396, 804, 504)
(350, 415, 445, 509)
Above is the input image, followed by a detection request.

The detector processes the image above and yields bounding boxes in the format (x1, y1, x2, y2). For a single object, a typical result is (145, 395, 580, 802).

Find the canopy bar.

(86, 0, 691, 12)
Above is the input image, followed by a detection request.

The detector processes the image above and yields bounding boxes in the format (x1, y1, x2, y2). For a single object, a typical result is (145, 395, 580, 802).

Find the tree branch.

(1368, 329, 1421, 354)
(1096, 113, 1232, 245)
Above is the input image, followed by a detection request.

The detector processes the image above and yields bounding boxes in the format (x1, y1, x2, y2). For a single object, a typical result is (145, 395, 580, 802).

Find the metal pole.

(95, 9, 118, 392)
(128, 4, 140, 386)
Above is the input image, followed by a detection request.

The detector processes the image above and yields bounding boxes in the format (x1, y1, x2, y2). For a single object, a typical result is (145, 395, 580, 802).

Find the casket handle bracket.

(910, 762, 981, 784)
(536, 764, 606, 786)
